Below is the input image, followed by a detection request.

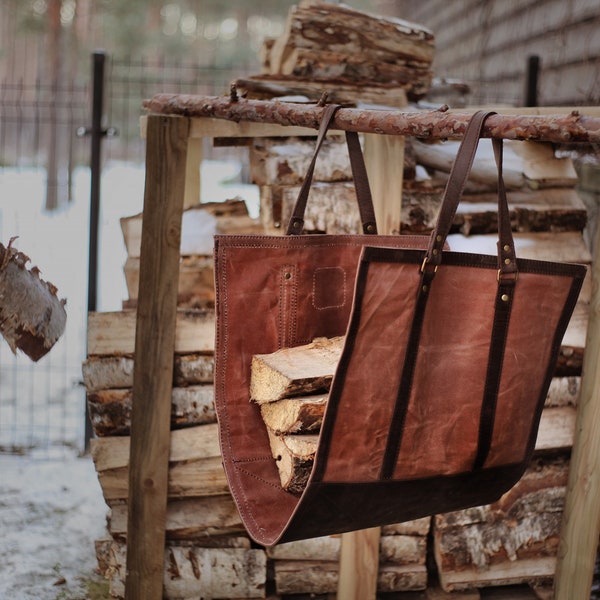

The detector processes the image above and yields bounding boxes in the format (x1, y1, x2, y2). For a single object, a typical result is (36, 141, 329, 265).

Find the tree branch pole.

(143, 93, 600, 144)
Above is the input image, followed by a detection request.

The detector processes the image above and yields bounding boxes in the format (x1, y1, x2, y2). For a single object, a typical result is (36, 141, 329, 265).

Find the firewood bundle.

(236, 0, 435, 107)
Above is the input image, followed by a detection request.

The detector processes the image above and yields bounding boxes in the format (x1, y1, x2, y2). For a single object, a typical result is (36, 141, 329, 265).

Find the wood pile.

(120, 198, 262, 309)
(235, 0, 434, 107)
(84, 309, 272, 598)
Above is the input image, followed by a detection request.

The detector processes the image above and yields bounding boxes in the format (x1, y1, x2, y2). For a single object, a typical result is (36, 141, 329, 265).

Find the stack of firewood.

(236, 0, 435, 107)
(85, 199, 271, 598)
(120, 198, 262, 309)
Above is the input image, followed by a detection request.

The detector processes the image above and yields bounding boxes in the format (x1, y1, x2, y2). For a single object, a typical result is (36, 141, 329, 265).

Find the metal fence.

(0, 55, 250, 455)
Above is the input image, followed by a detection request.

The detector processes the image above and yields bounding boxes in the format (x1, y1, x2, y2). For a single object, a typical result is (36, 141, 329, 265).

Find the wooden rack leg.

(125, 115, 190, 600)
(338, 527, 382, 599)
(337, 135, 405, 598)
(553, 219, 600, 599)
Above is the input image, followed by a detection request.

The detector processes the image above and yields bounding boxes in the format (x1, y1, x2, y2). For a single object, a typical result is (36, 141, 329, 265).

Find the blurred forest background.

(0, 0, 403, 210)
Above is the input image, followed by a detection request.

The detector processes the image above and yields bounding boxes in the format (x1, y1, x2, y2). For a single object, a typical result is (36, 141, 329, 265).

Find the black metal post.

(525, 54, 540, 107)
(82, 50, 106, 451)
(88, 50, 105, 315)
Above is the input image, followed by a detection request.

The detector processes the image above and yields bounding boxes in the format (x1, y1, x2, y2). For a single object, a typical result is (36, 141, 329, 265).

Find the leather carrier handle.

(423, 110, 518, 280)
(286, 104, 378, 235)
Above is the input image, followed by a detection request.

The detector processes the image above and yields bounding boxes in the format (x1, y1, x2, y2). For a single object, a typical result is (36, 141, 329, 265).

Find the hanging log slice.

(0, 239, 66, 361)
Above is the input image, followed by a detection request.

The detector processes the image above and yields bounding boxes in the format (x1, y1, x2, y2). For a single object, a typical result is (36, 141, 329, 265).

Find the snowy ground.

(0, 159, 258, 599)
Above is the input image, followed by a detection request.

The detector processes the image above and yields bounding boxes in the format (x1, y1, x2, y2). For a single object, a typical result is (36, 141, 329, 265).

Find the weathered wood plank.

(125, 114, 190, 600)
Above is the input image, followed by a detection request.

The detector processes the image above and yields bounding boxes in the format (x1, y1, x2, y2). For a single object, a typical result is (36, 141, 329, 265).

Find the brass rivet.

(366, 224, 375, 233)
(436, 235, 442, 242)
(284, 272, 292, 280)
(501, 293, 509, 302)
(422, 285, 428, 293)
(504, 258, 511, 265)
(433, 249, 438, 256)
(503, 244, 511, 252)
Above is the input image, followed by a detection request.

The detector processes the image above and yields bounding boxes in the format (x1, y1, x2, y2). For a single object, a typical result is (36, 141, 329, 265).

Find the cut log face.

(250, 336, 344, 404)
(267, 429, 318, 494)
(0, 240, 66, 361)
(260, 394, 327, 434)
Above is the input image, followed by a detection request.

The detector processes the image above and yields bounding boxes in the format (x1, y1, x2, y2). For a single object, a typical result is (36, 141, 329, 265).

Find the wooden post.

(184, 137, 202, 208)
(554, 218, 600, 599)
(337, 527, 382, 599)
(364, 133, 405, 233)
(336, 134, 405, 599)
(125, 115, 190, 600)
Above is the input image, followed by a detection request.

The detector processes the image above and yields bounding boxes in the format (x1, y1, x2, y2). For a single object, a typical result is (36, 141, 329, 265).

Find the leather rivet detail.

(501, 293, 509, 302)
(504, 258, 511, 265)
(366, 224, 375, 233)
(503, 244, 511, 252)
(422, 285, 428, 293)
(284, 272, 292, 280)
(436, 235, 442, 242)
(432, 249, 438, 256)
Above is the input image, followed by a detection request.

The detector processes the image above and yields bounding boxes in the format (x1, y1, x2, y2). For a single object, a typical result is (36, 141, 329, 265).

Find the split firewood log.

(249, 336, 344, 404)
(0, 238, 66, 361)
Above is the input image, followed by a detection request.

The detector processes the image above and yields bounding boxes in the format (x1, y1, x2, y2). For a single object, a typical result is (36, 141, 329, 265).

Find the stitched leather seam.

(312, 266, 347, 310)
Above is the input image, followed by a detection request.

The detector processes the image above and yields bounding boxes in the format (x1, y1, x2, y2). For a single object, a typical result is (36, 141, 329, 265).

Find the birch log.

(0, 239, 66, 361)
(142, 95, 600, 145)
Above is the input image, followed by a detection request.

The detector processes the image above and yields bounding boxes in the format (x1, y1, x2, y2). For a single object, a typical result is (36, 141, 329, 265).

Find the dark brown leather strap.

(423, 111, 517, 279)
(286, 104, 378, 235)
(380, 111, 519, 479)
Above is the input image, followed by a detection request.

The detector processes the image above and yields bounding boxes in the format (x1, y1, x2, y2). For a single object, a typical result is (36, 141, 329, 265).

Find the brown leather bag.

(213, 108, 586, 546)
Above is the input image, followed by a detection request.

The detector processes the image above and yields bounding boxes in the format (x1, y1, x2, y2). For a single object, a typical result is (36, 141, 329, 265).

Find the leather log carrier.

(213, 107, 586, 546)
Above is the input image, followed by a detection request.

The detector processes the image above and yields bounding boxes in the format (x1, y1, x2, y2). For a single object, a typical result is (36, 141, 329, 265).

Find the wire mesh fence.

(0, 56, 251, 455)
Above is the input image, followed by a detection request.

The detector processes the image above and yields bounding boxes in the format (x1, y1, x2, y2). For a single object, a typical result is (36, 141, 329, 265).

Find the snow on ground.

(0, 159, 258, 599)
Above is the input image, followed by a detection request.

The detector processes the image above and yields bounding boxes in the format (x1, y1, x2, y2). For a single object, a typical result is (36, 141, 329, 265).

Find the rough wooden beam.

(125, 115, 190, 600)
(142, 95, 600, 144)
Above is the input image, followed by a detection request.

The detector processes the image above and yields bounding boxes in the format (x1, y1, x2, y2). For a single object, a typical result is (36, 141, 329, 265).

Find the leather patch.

(313, 266, 346, 310)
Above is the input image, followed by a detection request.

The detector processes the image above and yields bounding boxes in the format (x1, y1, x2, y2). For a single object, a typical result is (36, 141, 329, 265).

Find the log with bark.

(87, 384, 216, 436)
(82, 353, 214, 392)
(433, 456, 569, 592)
(91, 423, 229, 503)
(100, 539, 267, 599)
(142, 94, 600, 145)
(0, 239, 66, 361)
(254, 0, 434, 104)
